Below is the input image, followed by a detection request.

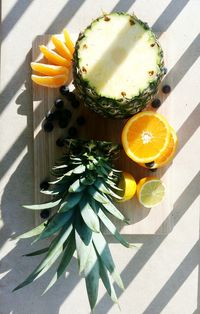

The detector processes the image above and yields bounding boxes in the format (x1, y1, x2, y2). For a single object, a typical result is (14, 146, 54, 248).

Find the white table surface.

(0, 1, 199, 313)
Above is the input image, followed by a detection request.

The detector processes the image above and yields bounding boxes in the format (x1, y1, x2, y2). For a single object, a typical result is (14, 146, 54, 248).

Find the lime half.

(137, 178, 165, 208)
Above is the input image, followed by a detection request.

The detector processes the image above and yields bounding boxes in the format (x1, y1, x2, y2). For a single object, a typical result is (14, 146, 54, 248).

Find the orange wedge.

(51, 35, 72, 60)
(40, 45, 71, 67)
(31, 74, 68, 88)
(122, 111, 171, 163)
(63, 29, 75, 54)
(31, 62, 69, 76)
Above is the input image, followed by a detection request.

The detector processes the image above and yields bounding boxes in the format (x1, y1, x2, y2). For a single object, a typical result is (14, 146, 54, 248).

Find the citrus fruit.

(31, 62, 69, 76)
(117, 172, 137, 202)
(63, 29, 75, 54)
(140, 126, 178, 169)
(137, 177, 165, 208)
(51, 35, 72, 60)
(31, 74, 68, 88)
(39, 45, 71, 67)
(122, 111, 171, 163)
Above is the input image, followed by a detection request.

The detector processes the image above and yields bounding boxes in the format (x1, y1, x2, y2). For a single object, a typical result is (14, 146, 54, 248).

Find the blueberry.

(60, 85, 69, 96)
(54, 98, 64, 109)
(54, 110, 62, 120)
(77, 116, 86, 126)
(151, 98, 161, 108)
(163, 67, 168, 75)
(67, 92, 80, 108)
(162, 85, 171, 94)
(46, 111, 55, 121)
(40, 209, 50, 219)
(150, 168, 157, 172)
(58, 119, 69, 128)
(40, 181, 49, 190)
(62, 109, 72, 120)
(68, 127, 78, 137)
(56, 138, 65, 147)
(43, 121, 54, 132)
(145, 161, 155, 168)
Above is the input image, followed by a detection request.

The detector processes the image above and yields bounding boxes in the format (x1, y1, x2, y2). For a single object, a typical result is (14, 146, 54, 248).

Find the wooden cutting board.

(32, 33, 173, 234)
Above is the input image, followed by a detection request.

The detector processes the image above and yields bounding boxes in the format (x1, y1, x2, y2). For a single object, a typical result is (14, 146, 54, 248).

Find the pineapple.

(14, 139, 132, 310)
(73, 13, 165, 118)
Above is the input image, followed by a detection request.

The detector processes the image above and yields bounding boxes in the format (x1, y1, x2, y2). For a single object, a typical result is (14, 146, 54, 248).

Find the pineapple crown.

(14, 139, 131, 310)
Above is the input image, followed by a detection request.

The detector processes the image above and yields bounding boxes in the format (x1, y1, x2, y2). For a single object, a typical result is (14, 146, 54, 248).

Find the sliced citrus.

(40, 45, 71, 67)
(31, 62, 69, 76)
(31, 74, 68, 88)
(122, 111, 171, 163)
(63, 29, 75, 54)
(117, 172, 137, 202)
(51, 35, 72, 60)
(137, 177, 165, 208)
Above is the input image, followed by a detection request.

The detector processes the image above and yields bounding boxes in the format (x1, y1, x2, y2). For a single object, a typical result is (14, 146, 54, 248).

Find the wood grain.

(32, 34, 173, 234)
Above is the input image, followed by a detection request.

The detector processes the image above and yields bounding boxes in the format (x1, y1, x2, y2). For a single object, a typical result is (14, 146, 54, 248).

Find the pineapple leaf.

(80, 198, 100, 233)
(68, 179, 85, 193)
(59, 192, 83, 212)
(34, 210, 74, 242)
(13, 224, 73, 291)
(23, 247, 49, 257)
(98, 208, 131, 248)
(84, 244, 100, 310)
(23, 199, 61, 211)
(75, 218, 93, 273)
(101, 195, 128, 222)
(43, 233, 76, 294)
(92, 231, 124, 290)
(99, 258, 118, 304)
(18, 221, 47, 239)
(73, 164, 86, 174)
(94, 179, 122, 200)
(88, 186, 109, 204)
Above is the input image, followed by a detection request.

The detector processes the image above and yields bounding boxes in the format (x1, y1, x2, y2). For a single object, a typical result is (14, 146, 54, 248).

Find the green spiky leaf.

(80, 197, 100, 233)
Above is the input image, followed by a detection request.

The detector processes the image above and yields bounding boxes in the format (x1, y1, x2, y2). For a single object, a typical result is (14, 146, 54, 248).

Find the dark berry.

(76, 116, 86, 126)
(40, 209, 50, 219)
(40, 181, 49, 190)
(71, 99, 80, 108)
(56, 138, 65, 147)
(151, 98, 161, 108)
(46, 111, 55, 121)
(150, 168, 157, 172)
(145, 161, 155, 168)
(54, 110, 62, 120)
(58, 119, 69, 128)
(54, 98, 64, 109)
(62, 109, 72, 120)
(163, 67, 168, 75)
(68, 126, 78, 137)
(67, 92, 80, 108)
(43, 121, 54, 132)
(66, 92, 76, 102)
(60, 85, 69, 96)
(162, 85, 171, 94)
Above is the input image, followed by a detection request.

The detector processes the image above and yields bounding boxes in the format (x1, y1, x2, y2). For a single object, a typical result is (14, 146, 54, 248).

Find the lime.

(137, 177, 165, 208)
(118, 172, 137, 202)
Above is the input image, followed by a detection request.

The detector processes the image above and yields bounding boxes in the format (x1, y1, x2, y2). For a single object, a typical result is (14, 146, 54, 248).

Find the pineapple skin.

(73, 13, 165, 119)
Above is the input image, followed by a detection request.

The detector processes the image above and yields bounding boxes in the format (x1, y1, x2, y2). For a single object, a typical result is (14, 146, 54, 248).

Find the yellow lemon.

(118, 172, 137, 202)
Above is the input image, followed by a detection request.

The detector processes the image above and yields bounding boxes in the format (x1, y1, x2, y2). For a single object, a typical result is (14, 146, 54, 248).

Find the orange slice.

(63, 29, 75, 54)
(122, 111, 170, 163)
(31, 62, 69, 76)
(139, 127, 178, 168)
(31, 74, 68, 88)
(51, 35, 72, 60)
(40, 45, 71, 67)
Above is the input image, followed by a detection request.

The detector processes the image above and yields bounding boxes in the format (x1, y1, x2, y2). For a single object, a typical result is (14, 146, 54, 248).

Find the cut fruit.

(31, 74, 68, 88)
(63, 29, 75, 54)
(122, 111, 170, 163)
(137, 177, 165, 208)
(51, 35, 72, 60)
(140, 126, 178, 168)
(117, 172, 136, 202)
(40, 45, 71, 67)
(31, 62, 69, 76)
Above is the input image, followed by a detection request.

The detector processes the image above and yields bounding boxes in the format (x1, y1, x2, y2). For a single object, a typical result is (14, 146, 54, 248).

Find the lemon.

(118, 172, 137, 202)
(137, 177, 165, 208)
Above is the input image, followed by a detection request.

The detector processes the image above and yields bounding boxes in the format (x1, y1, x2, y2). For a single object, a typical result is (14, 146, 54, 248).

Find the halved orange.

(51, 35, 72, 60)
(31, 62, 69, 76)
(31, 74, 68, 88)
(122, 111, 171, 163)
(63, 29, 75, 55)
(39, 45, 71, 67)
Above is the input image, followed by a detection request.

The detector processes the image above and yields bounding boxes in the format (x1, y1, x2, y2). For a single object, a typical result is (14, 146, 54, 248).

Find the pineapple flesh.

(73, 13, 165, 118)
(14, 139, 131, 310)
